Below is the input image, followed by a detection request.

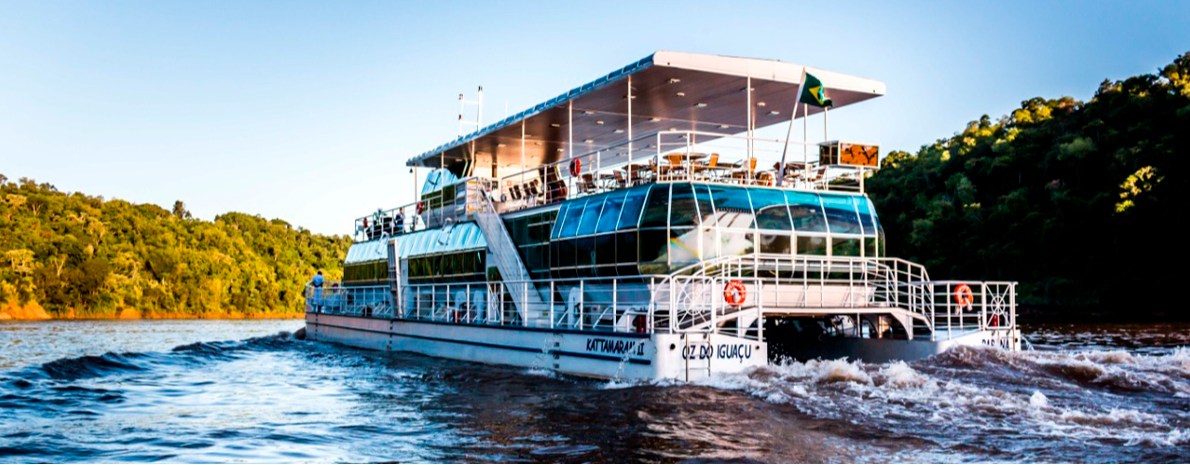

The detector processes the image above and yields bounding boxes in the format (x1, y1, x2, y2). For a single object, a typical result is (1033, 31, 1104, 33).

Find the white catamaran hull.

(305, 312, 767, 380)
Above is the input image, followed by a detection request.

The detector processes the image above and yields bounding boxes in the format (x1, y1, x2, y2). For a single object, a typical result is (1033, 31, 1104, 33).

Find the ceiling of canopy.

(408, 51, 886, 174)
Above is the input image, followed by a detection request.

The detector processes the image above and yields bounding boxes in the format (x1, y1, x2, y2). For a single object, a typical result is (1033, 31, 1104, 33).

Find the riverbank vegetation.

(0, 179, 349, 319)
(867, 51, 1187, 313)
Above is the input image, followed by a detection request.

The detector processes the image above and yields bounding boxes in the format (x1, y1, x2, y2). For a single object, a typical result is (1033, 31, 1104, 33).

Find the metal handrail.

(305, 254, 1017, 347)
(494, 130, 878, 215)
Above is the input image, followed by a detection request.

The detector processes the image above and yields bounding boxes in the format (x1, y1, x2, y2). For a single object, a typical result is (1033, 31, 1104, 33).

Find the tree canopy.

(867, 51, 1188, 311)
(0, 178, 350, 318)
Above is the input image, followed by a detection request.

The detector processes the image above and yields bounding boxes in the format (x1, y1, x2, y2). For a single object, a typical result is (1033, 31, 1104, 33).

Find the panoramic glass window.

(750, 188, 793, 231)
(709, 185, 755, 229)
(820, 193, 863, 235)
(617, 184, 649, 230)
(853, 196, 877, 235)
(833, 238, 862, 256)
(786, 191, 827, 232)
(639, 184, 670, 228)
(577, 195, 603, 236)
(797, 235, 828, 256)
(560, 200, 584, 237)
(550, 203, 568, 239)
(669, 183, 701, 227)
(638, 228, 669, 275)
(596, 190, 625, 234)
(694, 184, 716, 226)
(668, 227, 699, 271)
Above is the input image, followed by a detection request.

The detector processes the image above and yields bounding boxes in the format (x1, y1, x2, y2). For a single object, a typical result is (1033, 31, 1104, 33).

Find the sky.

(1, 1, 1187, 235)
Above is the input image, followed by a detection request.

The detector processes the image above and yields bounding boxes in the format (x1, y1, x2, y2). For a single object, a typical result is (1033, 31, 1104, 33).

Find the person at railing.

(311, 270, 325, 288)
(394, 209, 405, 234)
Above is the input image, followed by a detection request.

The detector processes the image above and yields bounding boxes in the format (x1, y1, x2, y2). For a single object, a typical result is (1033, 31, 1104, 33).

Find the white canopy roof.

(343, 222, 489, 264)
(408, 51, 885, 173)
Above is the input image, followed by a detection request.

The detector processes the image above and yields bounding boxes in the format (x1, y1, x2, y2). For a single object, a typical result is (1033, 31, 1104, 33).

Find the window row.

(343, 260, 387, 284)
(548, 230, 882, 278)
(549, 183, 881, 240)
(407, 250, 487, 283)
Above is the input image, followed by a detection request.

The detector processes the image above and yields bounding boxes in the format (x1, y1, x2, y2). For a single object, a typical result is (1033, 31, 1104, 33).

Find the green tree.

(867, 51, 1189, 312)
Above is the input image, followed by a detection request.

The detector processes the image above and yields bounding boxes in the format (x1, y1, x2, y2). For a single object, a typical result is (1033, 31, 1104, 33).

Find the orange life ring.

(569, 158, 582, 177)
(954, 284, 974, 308)
(724, 280, 746, 306)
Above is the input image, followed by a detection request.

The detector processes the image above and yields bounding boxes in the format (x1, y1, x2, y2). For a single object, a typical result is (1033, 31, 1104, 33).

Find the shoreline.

(0, 301, 303, 321)
(0, 315, 305, 321)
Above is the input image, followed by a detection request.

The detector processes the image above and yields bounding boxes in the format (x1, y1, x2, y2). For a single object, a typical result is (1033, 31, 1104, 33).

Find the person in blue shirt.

(312, 270, 325, 288)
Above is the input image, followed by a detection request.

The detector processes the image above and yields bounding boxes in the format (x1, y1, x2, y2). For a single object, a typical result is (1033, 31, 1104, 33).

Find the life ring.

(569, 158, 582, 177)
(954, 284, 974, 308)
(416, 202, 425, 214)
(632, 314, 647, 334)
(724, 280, 746, 306)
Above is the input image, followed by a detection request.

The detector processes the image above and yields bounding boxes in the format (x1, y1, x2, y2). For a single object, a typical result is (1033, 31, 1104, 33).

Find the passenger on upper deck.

(394, 209, 405, 234)
(311, 270, 325, 288)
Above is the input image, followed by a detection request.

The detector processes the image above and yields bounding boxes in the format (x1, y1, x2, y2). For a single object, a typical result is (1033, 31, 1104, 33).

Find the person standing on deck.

(309, 270, 326, 313)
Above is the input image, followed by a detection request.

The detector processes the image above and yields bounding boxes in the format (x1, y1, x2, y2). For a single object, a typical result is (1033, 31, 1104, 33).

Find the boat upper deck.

(408, 51, 884, 174)
(356, 51, 888, 239)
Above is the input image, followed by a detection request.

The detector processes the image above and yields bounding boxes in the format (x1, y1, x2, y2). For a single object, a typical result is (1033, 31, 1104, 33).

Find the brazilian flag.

(800, 72, 833, 108)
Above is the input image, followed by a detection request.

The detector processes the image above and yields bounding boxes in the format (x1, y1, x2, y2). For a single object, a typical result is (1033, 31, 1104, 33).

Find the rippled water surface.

(1, 320, 1188, 463)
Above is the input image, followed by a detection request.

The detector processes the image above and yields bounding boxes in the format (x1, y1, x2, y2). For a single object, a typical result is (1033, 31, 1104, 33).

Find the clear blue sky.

(2, 1, 1186, 235)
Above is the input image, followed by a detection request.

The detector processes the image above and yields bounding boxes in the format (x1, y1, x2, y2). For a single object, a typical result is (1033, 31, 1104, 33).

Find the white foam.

(880, 361, 930, 389)
(1030, 391, 1049, 408)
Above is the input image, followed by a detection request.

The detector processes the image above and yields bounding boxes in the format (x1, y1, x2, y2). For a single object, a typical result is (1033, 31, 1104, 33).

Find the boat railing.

(654, 254, 1017, 343)
(304, 256, 1016, 346)
(495, 130, 879, 214)
(305, 277, 660, 335)
(352, 177, 495, 242)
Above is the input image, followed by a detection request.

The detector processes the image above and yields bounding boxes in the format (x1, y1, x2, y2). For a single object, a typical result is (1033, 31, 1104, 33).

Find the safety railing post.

(549, 281, 555, 329)
(612, 279, 618, 332)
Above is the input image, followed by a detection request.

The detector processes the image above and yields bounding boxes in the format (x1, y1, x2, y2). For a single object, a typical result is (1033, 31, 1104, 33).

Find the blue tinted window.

(786, 191, 828, 232)
(853, 196, 876, 235)
(820, 194, 862, 234)
(578, 196, 603, 236)
(596, 191, 625, 234)
(617, 184, 649, 230)
(639, 184, 670, 228)
(669, 183, 700, 227)
(750, 188, 792, 231)
(560, 200, 584, 237)
(694, 184, 716, 227)
(550, 204, 568, 239)
(709, 185, 755, 229)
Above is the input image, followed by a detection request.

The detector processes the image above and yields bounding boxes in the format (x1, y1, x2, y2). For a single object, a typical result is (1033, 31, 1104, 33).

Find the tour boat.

(303, 51, 1020, 381)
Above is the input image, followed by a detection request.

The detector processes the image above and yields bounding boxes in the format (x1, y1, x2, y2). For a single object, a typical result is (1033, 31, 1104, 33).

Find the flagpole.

(776, 67, 807, 187)
(804, 103, 809, 183)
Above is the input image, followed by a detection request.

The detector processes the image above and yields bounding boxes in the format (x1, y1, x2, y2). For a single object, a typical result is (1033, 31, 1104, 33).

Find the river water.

(0, 320, 1187, 463)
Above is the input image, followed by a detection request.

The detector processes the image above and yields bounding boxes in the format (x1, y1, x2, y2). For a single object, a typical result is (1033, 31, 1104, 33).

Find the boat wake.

(678, 345, 1190, 461)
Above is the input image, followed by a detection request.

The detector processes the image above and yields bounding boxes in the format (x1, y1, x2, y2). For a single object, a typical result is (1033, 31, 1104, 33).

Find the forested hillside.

(0, 177, 350, 319)
(868, 52, 1187, 312)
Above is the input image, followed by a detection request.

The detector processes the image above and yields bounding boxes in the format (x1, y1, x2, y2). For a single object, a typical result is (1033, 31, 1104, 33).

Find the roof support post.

(568, 101, 573, 162)
(746, 76, 754, 167)
(521, 121, 526, 197)
(627, 75, 633, 186)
